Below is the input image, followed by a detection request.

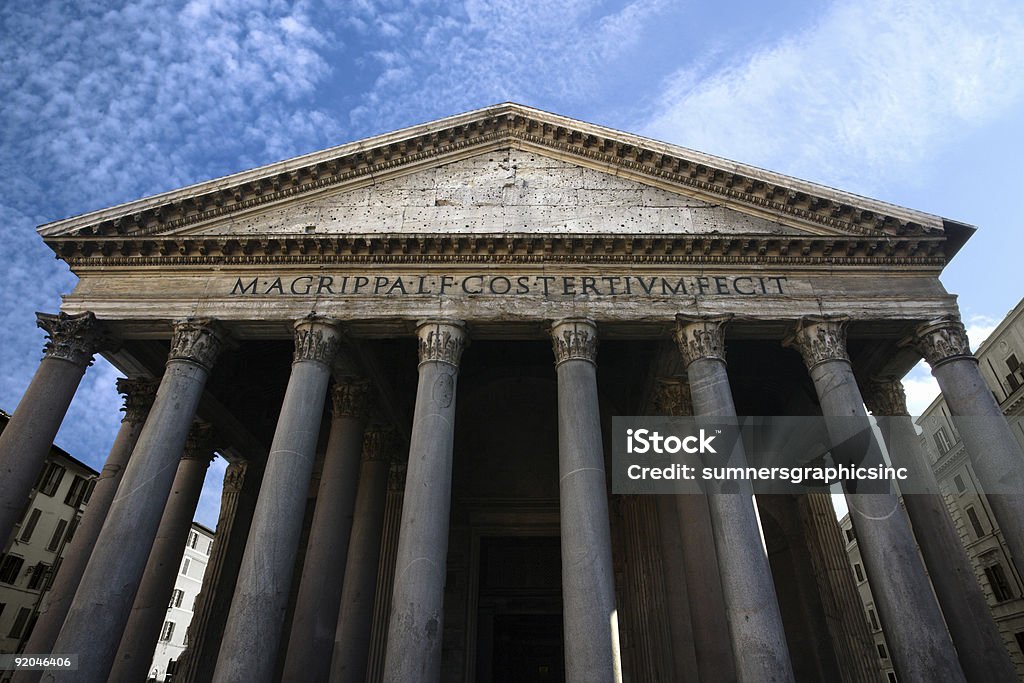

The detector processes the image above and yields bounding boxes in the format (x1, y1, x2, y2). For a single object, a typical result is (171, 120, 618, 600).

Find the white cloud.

(639, 0, 1024, 195)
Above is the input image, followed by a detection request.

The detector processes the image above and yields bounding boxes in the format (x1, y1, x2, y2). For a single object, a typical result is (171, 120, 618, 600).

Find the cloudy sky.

(2, 0, 1022, 527)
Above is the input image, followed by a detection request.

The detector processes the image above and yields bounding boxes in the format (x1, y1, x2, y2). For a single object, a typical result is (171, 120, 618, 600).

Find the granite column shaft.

(550, 318, 622, 683)
(788, 318, 964, 683)
(45, 318, 227, 683)
(330, 428, 393, 683)
(213, 317, 342, 683)
(281, 378, 372, 682)
(109, 422, 214, 681)
(675, 316, 794, 683)
(382, 319, 467, 683)
(0, 312, 110, 543)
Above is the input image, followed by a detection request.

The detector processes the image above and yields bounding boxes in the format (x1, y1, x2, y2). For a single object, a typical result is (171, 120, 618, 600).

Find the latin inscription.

(229, 274, 789, 298)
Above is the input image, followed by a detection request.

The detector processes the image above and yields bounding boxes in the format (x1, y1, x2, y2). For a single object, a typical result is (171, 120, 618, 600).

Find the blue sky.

(1, 0, 1022, 527)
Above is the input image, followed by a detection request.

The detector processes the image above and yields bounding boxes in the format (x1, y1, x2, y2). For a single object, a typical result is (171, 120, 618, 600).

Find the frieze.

(417, 320, 467, 367)
(785, 317, 850, 369)
(550, 318, 599, 366)
(36, 311, 114, 367)
(674, 316, 729, 367)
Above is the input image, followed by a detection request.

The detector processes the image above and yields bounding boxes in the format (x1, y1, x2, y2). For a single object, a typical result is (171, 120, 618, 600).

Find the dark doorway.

(475, 536, 564, 683)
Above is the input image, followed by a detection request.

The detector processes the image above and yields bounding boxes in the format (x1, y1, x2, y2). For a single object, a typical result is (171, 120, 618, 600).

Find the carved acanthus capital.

(293, 317, 342, 366)
(182, 422, 216, 463)
(550, 318, 598, 366)
(912, 317, 974, 368)
(223, 461, 247, 494)
(388, 462, 408, 492)
(785, 317, 850, 370)
(861, 378, 910, 417)
(362, 427, 393, 462)
(416, 319, 468, 367)
(169, 319, 229, 371)
(331, 378, 371, 420)
(674, 315, 729, 367)
(116, 377, 160, 425)
(36, 311, 115, 367)
(655, 379, 692, 416)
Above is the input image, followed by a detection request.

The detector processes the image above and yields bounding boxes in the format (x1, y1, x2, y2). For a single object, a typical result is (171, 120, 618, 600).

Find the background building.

(146, 522, 214, 682)
(0, 410, 97, 655)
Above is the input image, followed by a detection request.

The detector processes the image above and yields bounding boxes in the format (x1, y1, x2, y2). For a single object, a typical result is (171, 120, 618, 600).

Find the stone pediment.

(37, 102, 972, 264)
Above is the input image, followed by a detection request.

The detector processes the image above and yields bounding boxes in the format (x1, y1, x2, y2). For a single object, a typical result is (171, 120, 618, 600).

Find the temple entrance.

(473, 536, 564, 683)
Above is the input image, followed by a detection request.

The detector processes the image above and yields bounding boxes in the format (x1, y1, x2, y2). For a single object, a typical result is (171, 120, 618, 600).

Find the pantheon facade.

(1, 104, 1023, 682)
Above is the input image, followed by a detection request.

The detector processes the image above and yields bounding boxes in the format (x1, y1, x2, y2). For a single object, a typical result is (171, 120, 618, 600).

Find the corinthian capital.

(362, 427, 393, 462)
(169, 319, 229, 371)
(861, 378, 910, 417)
(912, 317, 973, 368)
(674, 315, 729, 367)
(550, 318, 598, 366)
(785, 317, 849, 370)
(655, 379, 692, 416)
(416, 319, 468, 367)
(36, 311, 115, 367)
(182, 422, 216, 462)
(116, 377, 160, 425)
(331, 378, 371, 420)
(293, 317, 342, 366)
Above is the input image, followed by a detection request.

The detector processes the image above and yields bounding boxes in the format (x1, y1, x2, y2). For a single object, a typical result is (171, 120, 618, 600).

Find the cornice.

(48, 233, 948, 268)
(38, 104, 954, 249)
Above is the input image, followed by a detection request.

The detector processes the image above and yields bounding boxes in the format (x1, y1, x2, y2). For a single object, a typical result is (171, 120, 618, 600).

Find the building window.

(170, 589, 184, 608)
(867, 607, 880, 631)
(845, 528, 855, 544)
(965, 506, 985, 538)
(188, 530, 198, 548)
(181, 557, 191, 576)
(953, 474, 967, 495)
(26, 562, 50, 591)
(160, 621, 175, 641)
(64, 476, 90, 507)
(46, 519, 69, 552)
(985, 563, 1014, 602)
(854, 563, 865, 582)
(64, 517, 80, 544)
(0, 554, 25, 585)
(1006, 354, 1023, 392)
(7, 607, 31, 639)
(933, 427, 952, 455)
(37, 463, 66, 496)
(20, 509, 42, 542)
(207, 539, 213, 554)
(877, 642, 888, 660)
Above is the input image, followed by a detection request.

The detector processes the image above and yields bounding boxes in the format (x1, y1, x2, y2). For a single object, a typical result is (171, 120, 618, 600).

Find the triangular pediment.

(38, 103, 970, 261)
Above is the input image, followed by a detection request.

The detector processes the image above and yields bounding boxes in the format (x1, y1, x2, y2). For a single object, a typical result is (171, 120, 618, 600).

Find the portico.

(9, 103, 1021, 682)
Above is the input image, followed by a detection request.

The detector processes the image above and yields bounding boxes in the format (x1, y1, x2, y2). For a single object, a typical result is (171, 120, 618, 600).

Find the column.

(175, 460, 249, 683)
(549, 318, 622, 683)
(675, 315, 794, 683)
(0, 312, 111, 543)
(786, 317, 964, 682)
(382, 319, 467, 683)
(365, 462, 406, 683)
(109, 422, 215, 681)
(862, 378, 1017, 681)
(214, 316, 342, 682)
(45, 318, 228, 683)
(653, 379, 733, 682)
(330, 427, 393, 682)
(913, 316, 1024, 573)
(282, 378, 372, 682)
(17, 378, 158, 667)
